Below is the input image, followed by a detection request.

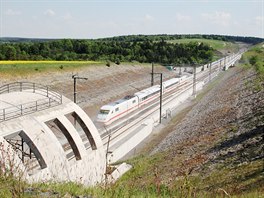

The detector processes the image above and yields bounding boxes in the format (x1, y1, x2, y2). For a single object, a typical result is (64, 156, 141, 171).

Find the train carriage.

(97, 75, 188, 125)
(97, 95, 138, 124)
(134, 85, 161, 106)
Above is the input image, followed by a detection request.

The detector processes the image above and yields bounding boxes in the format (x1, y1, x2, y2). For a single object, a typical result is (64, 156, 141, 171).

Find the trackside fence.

(0, 82, 62, 122)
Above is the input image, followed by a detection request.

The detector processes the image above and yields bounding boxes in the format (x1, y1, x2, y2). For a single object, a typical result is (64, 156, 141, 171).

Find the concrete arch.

(0, 82, 105, 186)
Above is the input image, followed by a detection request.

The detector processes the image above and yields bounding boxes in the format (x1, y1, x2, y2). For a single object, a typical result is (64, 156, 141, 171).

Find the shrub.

(106, 60, 111, 67)
(115, 58, 120, 65)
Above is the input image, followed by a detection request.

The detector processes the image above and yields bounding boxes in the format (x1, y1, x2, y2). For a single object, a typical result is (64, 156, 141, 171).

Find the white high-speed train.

(96, 75, 188, 125)
(96, 52, 243, 125)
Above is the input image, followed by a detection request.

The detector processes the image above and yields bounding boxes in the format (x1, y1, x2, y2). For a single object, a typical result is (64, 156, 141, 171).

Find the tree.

(5, 46, 17, 60)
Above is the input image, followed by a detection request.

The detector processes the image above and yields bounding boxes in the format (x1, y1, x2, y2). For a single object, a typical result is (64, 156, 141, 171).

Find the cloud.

(176, 14, 191, 22)
(5, 9, 21, 16)
(44, 9, 56, 17)
(255, 16, 264, 26)
(202, 11, 231, 26)
(62, 13, 73, 21)
(144, 14, 154, 21)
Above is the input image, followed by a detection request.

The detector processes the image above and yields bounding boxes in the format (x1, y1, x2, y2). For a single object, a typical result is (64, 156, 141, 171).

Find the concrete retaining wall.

(108, 118, 154, 163)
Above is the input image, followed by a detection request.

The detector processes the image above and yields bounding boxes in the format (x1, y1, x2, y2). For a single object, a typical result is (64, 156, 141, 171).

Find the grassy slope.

(241, 43, 264, 75)
(169, 38, 240, 62)
(169, 38, 239, 51)
(107, 44, 263, 197)
(0, 61, 102, 78)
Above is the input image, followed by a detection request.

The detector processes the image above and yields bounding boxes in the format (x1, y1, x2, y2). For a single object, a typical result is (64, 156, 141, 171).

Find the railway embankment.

(146, 65, 264, 194)
(1, 53, 263, 196)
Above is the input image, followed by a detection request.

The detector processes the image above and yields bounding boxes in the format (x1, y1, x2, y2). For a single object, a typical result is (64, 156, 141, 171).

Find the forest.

(0, 34, 263, 65)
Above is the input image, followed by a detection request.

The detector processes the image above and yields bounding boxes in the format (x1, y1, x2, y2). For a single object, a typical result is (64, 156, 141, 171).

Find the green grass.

(168, 38, 239, 51)
(241, 43, 264, 75)
(240, 42, 264, 91)
(0, 60, 102, 77)
(10, 156, 260, 198)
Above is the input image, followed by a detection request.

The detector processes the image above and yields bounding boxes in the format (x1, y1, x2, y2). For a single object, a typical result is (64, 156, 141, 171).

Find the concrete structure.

(0, 82, 105, 186)
(223, 53, 242, 71)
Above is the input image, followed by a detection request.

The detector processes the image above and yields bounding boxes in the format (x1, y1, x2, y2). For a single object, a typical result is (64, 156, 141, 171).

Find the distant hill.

(0, 37, 57, 43)
(97, 34, 264, 45)
(1, 34, 263, 44)
(0, 34, 263, 64)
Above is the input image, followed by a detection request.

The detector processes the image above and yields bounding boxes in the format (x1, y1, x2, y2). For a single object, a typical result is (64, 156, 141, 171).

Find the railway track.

(65, 53, 243, 160)
(98, 63, 222, 148)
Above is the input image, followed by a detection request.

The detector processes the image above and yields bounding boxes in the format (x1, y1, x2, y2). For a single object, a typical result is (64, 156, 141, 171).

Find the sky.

(0, 0, 263, 39)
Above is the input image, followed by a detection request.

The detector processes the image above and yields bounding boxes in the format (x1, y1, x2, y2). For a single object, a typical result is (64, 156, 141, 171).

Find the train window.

(115, 107, 119, 112)
(133, 100, 136, 103)
(100, 110, 110, 114)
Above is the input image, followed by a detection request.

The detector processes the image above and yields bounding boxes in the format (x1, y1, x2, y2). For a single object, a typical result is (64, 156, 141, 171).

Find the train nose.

(96, 114, 108, 122)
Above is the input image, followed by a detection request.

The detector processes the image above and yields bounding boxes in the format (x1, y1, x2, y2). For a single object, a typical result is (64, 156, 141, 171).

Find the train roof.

(162, 78, 180, 88)
(134, 85, 160, 99)
(100, 95, 136, 109)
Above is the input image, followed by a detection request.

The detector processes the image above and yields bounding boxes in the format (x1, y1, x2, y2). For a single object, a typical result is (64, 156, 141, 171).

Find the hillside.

(0, 43, 263, 197)
(1, 34, 260, 64)
(117, 45, 264, 197)
(147, 66, 263, 195)
(22, 46, 262, 198)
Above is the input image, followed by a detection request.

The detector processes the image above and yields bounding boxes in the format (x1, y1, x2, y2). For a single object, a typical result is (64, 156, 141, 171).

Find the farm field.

(0, 60, 102, 77)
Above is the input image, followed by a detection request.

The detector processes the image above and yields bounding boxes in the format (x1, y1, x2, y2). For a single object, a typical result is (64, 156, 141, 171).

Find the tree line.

(0, 34, 262, 64)
(0, 39, 213, 64)
(98, 34, 263, 44)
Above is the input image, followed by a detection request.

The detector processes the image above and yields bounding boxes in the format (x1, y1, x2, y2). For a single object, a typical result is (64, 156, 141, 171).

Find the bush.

(115, 58, 120, 65)
(106, 60, 111, 67)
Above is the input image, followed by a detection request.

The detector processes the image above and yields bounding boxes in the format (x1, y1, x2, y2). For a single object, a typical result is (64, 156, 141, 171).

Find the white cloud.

(255, 16, 264, 26)
(62, 13, 73, 21)
(44, 9, 56, 17)
(202, 11, 231, 26)
(5, 9, 21, 16)
(144, 14, 154, 21)
(176, 13, 191, 22)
